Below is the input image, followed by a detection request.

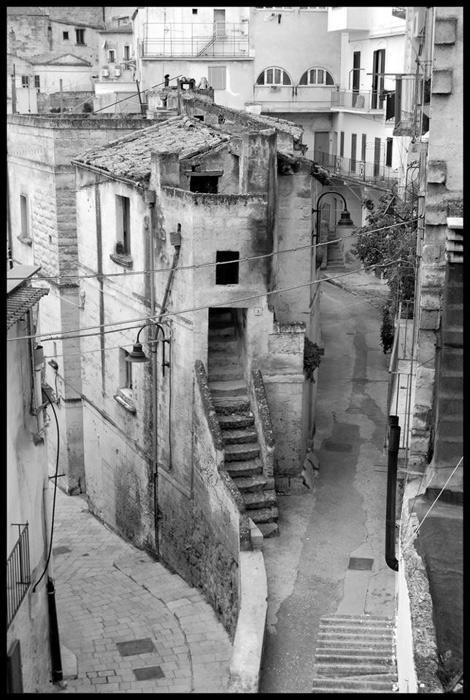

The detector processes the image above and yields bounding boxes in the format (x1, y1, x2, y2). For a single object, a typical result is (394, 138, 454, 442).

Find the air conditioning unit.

(101, 68, 110, 78)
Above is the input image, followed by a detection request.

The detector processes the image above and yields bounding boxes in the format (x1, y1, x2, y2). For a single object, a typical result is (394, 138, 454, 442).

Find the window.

(115, 195, 130, 254)
(385, 137, 393, 167)
(361, 133, 367, 162)
(21, 75, 29, 88)
(340, 131, 344, 157)
(192, 8, 198, 14)
(63, 31, 69, 40)
(20, 195, 29, 237)
(114, 348, 136, 413)
(75, 28, 85, 45)
(190, 175, 219, 194)
(108, 49, 115, 63)
(208, 65, 226, 90)
(299, 67, 334, 86)
(372, 48, 385, 109)
(123, 45, 130, 61)
(34, 75, 40, 89)
(374, 137, 381, 176)
(351, 133, 357, 173)
(216, 251, 239, 285)
(256, 67, 292, 86)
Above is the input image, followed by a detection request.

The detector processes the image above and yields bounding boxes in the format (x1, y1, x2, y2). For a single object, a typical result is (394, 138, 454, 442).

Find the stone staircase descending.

(326, 232, 345, 271)
(311, 614, 398, 694)
(207, 308, 279, 537)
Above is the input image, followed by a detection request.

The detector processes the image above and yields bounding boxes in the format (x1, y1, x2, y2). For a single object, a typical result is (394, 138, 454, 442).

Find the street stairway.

(208, 308, 279, 537)
(311, 614, 398, 693)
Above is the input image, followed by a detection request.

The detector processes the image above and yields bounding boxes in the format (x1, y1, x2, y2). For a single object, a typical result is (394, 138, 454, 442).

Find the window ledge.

(110, 252, 133, 268)
(113, 388, 136, 413)
(17, 234, 32, 246)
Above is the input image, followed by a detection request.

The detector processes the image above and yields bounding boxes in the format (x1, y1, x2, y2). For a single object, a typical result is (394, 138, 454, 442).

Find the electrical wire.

(8, 258, 407, 344)
(93, 73, 184, 114)
(8, 219, 420, 283)
(32, 387, 60, 593)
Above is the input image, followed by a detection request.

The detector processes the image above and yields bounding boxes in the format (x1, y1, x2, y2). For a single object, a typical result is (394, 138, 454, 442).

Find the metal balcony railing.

(313, 150, 399, 189)
(331, 89, 386, 112)
(387, 301, 415, 451)
(141, 22, 250, 58)
(7, 523, 31, 628)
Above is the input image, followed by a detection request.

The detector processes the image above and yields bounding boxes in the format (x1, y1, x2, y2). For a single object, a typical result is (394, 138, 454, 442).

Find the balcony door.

(214, 9, 226, 37)
(314, 131, 330, 165)
(352, 51, 361, 106)
(372, 49, 385, 109)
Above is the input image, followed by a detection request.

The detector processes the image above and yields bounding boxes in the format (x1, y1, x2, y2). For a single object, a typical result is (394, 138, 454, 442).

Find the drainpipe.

(385, 415, 400, 571)
(47, 577, 64, 685)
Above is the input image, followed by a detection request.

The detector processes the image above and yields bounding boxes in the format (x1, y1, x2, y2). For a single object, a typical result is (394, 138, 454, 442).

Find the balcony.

(387, 301, 415, 452)
(313, 150, 399, 189)
(252, 85, 334, 113)
(331, 89, 386, 113)
(7, 523, 31, 628)
(140, 22, 250, 58)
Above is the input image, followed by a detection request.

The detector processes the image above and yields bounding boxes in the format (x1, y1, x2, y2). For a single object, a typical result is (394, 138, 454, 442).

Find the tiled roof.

(7, 286, 49, 329)
(74, 115, 231, 183)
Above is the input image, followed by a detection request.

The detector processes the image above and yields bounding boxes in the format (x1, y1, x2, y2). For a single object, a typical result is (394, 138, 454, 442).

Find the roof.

(29, 52, 92, 66)
(7, 6, 47, 15)
(7, 286, 49, 329)
(7, 264, 42, 294)
(74, 115, 231, 184)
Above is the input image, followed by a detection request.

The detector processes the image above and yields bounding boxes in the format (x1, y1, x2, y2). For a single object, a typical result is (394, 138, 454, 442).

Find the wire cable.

(32, 388, 60, 593)
(8, 258, 407, 343)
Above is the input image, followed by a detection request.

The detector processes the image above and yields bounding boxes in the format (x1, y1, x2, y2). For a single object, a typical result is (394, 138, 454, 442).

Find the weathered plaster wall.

(7, 318, 51, 692)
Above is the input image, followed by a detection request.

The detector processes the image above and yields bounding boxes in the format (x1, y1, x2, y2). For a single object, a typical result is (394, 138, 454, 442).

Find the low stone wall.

(37, 90, 94, 113)
(249, 369, 274, 479)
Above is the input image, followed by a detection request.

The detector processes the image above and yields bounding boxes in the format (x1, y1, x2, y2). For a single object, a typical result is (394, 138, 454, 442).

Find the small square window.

(216, 251, 239, 285)
(34, 75, 40, 89)
(108, 49, 115, 63)
(119, 348, 133, 390)
(192, 8, 198, 14)
(75, 28, 85, 45)
(63, 31, 69, 40)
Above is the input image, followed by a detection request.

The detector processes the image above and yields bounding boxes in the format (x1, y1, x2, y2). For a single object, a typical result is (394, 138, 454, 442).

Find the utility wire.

(8, 258, 406, 344)
(8, 219, 420, 283)
(93, 73, 184, 114)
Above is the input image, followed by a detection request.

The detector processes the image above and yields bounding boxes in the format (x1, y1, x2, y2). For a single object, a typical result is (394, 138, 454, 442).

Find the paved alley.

(260, 277, 397, 693)
(50, 488, 232, 694)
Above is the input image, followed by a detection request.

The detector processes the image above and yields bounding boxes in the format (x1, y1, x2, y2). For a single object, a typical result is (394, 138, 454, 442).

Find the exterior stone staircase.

(208, 308, 279, 537)
(311, 614, 398, 693)
(326, 231, 345, 270)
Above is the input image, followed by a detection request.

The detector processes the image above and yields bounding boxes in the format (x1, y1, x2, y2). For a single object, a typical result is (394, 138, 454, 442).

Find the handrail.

(313, 149, 399, 189)
(7, 523, 31, 628)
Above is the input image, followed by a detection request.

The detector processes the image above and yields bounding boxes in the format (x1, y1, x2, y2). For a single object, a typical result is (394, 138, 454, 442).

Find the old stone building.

(70, 102, 324, 626)
(7, 113, 161, 496)
(7, 266, 51, 692)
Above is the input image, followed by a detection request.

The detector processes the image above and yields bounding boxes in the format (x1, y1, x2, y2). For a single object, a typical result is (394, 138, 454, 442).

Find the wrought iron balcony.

(331, 89, 386, 112)
(313, 150, 399, 189)
(141, 22, 250, 58)
(7, 523, 31, 628)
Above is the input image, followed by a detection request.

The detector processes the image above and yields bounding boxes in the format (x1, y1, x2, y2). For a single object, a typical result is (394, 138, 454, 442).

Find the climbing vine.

(304, 337, 324, 382)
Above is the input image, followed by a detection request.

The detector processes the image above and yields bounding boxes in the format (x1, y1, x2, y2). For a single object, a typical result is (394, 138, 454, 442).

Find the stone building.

(70, 103, 324, 626)
(7, 113, 161, 497)
(7, 265, 52, 692)
(387, 6, 463, 692)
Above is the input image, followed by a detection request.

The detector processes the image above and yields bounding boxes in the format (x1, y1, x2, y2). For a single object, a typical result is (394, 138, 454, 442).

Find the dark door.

(352, 51, 361, 105)
(214, 9, 225, 37)
(374, 137, 381, 177)
(372, 49, 385, 109)
(351, 133, 357, 173)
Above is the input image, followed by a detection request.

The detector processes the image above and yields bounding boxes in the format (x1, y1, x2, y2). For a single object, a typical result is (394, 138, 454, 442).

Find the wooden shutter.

(208, 66, 226, 90)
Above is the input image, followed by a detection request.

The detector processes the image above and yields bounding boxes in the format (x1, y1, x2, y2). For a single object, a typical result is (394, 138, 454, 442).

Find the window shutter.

(208, 66, 226, 90)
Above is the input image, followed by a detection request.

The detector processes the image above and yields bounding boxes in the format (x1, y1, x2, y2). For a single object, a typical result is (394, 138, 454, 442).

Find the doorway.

(214, 9, 226, 37)
(314, 131, 330, 165)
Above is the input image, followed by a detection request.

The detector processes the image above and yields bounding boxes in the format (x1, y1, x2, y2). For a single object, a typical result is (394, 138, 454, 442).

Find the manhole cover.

(324, 440, 353, 452)
(348, 557, 374, 570)
(116, 638, 155, 657)
(133, 666, 165, 681)
(53, 546, 71, 555)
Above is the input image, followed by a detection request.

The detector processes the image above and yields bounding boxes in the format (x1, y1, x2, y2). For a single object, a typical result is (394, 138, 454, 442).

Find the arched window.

(256, 67, 292, 86)
(299, 67, 334, 86)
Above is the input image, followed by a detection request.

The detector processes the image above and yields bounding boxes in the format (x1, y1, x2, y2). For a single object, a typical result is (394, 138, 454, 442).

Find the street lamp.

(312, 191, 355, 267)
(126, 321, 170, 375)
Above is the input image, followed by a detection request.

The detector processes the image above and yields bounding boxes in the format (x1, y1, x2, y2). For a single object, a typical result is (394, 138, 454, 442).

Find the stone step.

(213, 397, 251, 414)
(232, 474, 274, 492)
(208, 350, 241, 365)
(318, 630, 394, 641)
(209, 379, 247, 396)
(225, 458, 263, 478)
(316, 640, 392, 652)
(218, 414, 255, 430)
(209, 326, 236, 338)
(315, 652, 395, 665)
(247, 506, 279, 523)
(208, 366, 244, 381)
(225, 443, 260, 461)
(222, 428, 258, 445)
(312, 678, 396, 692)
(243, 489, 277, 509)
(208, 338, 239, 353)
(257, 522, 279, 538)
(314, 663, 396, 677)
(320, 616, 394, 628)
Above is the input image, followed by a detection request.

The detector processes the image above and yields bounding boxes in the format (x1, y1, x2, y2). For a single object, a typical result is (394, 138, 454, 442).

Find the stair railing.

(248, 369, 275, 480)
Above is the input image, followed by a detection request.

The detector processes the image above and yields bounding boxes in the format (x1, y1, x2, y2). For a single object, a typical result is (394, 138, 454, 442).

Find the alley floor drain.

(323, 440, 353, 452)
(133, 666, 165, 681)
(116, 638, 155, 656)
(348, 557, 374, 570)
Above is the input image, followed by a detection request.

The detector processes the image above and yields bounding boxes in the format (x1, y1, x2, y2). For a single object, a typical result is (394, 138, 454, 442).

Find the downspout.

(385, 415, 400, 571)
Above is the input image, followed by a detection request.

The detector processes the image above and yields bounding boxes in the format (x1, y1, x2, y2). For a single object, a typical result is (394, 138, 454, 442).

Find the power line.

(8, 219, 420, 283)
(8, 258, 405, 343)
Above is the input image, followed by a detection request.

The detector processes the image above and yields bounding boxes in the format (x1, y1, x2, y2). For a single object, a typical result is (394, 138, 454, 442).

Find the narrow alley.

(260, 277, 397, 693)
(50, 489, 232, 693)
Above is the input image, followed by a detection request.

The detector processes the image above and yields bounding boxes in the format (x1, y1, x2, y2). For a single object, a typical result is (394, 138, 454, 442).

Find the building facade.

(7, 266, 52, 692)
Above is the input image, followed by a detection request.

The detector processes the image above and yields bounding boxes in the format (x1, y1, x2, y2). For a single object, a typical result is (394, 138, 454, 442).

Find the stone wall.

(37, 91, 94, 113)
